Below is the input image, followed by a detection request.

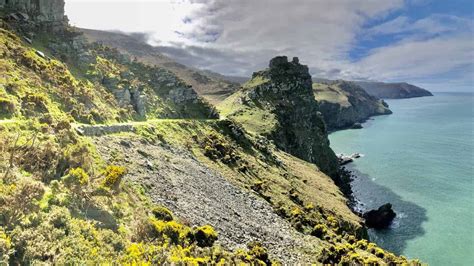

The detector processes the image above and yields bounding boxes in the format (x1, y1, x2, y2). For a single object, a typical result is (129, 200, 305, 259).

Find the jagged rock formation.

(0, 0, 65, 23)
(353, 81, 433, 99)
(219, 56, 338, 178)
(313, 80, 392, 130)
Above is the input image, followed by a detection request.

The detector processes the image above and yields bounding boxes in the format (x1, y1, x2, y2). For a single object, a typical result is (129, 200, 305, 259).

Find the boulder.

(363, 203, 396, 229)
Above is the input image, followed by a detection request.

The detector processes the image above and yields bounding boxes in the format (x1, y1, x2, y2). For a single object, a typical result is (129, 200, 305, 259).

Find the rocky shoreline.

(335, 139, 397, 233)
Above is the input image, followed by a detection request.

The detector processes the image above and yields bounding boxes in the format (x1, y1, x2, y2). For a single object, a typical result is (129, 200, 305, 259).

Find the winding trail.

(0, 118, 219, 136)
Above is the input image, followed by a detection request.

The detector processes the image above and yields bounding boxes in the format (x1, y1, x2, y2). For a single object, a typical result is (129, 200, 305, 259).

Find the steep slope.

(313, 80, 392, 130)
(81, 29, 239, 104)
(219, 56, 338, 178)
(352, 81, 432, 99)
(0, 24, 241, 264)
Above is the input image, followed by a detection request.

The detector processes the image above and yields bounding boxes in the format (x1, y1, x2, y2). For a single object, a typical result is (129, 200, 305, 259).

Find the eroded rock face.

(4, 0, 66, 23)
(363, 203, 396, 229)
(314, 81, 392, 130)
(168, 86, 199, 104)
(248, 56, 339, 178)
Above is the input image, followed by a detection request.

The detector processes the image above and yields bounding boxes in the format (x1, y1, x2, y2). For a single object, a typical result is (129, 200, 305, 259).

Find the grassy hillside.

(0, 23, 421, 265)
(313, 81, 392, 130)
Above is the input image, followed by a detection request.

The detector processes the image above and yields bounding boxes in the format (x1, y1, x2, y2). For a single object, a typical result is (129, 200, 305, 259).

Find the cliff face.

(1, 0, 65, 23)
(219, 56, 338, 177)
(354, 81, 433, 99)
(313, 81, 392, 130)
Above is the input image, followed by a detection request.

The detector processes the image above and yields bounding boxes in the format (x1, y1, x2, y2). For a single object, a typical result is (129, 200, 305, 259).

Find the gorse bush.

(63, 167, 89, 187)
(312, 224, 328, 238)
(0, 228, 12, 263)
(150, 218, 192, 245)
(102, 165, 127, 190)
(152, 206, 174, 222)
(193, 225, 218, 248)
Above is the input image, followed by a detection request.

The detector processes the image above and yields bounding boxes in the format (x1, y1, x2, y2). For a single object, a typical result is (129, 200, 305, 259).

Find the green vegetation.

(152, 205, 174, 222)
(0, 121, 278, 264)
(193, 225, 218, 247)
(0, 23, 421, 265)
(130, 119, 419, 264)
(313, 81, 392, 130)
(0, 27, 274, 265)
(101, 165, 126, 190)
(313, 82, 352, 107)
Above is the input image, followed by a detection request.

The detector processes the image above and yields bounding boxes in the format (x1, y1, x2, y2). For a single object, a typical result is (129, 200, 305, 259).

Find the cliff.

(219, 56, 339, 178)
(0, 0, 65, 23)
(313, 80, 392, 130)
(353, 81, 433, 99)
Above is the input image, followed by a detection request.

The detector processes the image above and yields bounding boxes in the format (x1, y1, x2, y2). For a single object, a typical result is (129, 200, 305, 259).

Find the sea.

(329, 92, 473, 266)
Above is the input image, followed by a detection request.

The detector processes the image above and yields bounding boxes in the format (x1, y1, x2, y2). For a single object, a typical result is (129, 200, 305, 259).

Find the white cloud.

(65, 0, 474, 91)
(352, 34, 474, 80)
(367, 14, 473, 37)
(65, 0, 204, 45)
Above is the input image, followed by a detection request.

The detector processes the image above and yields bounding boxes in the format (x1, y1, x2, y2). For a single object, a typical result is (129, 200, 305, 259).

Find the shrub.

(0, 179, 45, 226)
(193, 225, 218, 247)
(201, 134, 240, 165)
(290, 207, 302, 217)
(21, 93, 49, 116)
(48, 206, 71, 229)
(151, 206, 173, 222)
(327, 215, 338, 228)
(102, 165, 127, 190)
(0, 228, 12, 263)
(247, 242, 270, 265)
(355, 239, 368, 250)
(151, 219, 191, 245)
(0, 97, 15, 117)
(250, 181, 264, 192)
(304, 203, 314, 211)
(375, 248, 385, 258)
(312, 224, 327, 238)
(60, 139, 96, 174)
(63, 167, 89, 187)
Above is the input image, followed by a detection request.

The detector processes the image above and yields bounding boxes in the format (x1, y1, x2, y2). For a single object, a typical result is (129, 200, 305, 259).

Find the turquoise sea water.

(329, 92, 473, 265)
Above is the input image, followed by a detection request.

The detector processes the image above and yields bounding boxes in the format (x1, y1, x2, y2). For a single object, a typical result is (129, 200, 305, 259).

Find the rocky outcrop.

(313, 80, 392, 130)
(168, 86, 199, 104)
(80, 29, 240, 105)
(1, 0, 66, 23)
(220, 56, 339, 178)
(354, 81, 433, 99)
(363, 203, 396, 229)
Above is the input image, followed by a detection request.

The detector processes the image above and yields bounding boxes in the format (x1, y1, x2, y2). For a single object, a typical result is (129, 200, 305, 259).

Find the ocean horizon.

(329, 92, 474, 266)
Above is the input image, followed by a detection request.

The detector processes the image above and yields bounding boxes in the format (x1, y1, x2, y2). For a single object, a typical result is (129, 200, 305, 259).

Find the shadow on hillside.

(348, 166, 428, 256)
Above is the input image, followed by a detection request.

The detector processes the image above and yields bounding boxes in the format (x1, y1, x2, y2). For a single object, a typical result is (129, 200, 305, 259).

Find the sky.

(65, 0, 474, 92)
